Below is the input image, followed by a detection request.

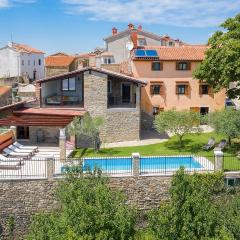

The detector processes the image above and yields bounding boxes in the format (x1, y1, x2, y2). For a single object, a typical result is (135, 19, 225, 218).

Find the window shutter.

(150, 85, 154, 95)
(160, 62, 163, 71)
(176, 85, 179, 94)
(199, 85, 202, 95)
(160, 85, 163, 95)
(176, 62, 179, 70)
(185, 85, 189, 95)
(187, 62, 191, 70)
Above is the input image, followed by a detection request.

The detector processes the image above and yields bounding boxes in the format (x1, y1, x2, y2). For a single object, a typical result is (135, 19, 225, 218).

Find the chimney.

(131, 29, 138, 49)
(128, 23, 134, 30)
(138, 25, 142, 31)
(112, 27, 118, 35)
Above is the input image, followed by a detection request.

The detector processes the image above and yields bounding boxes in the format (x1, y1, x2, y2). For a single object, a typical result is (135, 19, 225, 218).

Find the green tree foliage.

(154, 110, 201, 147)
(67, 115, 104, 152)
(148, 169, 233, 240)
(207, 109, 240, 145)
(26, 172, 136, 240)
(194, 14, 240, 98)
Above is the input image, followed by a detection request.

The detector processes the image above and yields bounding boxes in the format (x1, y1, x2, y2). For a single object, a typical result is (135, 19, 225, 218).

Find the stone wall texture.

(83, 71, 141, 143)
(0, 176, 171, 239)
(29, 126, 59, 143)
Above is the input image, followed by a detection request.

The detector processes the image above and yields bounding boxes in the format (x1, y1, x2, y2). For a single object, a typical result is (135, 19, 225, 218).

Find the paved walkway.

(103, 130, 169, 148)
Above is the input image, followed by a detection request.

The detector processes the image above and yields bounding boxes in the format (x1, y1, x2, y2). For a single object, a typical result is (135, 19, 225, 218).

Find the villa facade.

(0, 67, 146, 144)
(131, 46, 226, 116)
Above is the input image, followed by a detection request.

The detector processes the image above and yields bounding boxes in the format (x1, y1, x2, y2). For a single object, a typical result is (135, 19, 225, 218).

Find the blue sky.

(0, 0, 239, 56)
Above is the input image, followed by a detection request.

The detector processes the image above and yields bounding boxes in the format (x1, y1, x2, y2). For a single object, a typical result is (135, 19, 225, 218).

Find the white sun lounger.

(2, 148, 30, 158)
(8, 145, 34, 155)
(13, 142, 38, 152)
(0, 154, 23, 161)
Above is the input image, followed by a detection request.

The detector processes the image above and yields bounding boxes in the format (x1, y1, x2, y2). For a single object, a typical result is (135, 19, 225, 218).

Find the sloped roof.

(12, 43, 44, 54)
(45, 54, 76, 67)
(0, 86, 11, 96)
(134, 45, 208, 61)
(37, 67, 147, 85)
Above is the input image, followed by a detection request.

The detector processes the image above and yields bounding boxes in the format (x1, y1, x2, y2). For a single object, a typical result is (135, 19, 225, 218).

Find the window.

(62, 78, 76, 91)
(104, 57, 112, 64)
(21, 60, 24, 66)
(28, 60, 30, 66)
(38, 59, 41, 66)
(150, 84, 161, 95)
(176, 84, 188, 95)
(152, 62, 162, 71)
(168, 41, 174, 46)
(200, 107, 209, 115)
(199, 84, 209, 95)
(176, 61, 191, 70)
(138, 38, 147, 46)
(108, 80, 112, 94)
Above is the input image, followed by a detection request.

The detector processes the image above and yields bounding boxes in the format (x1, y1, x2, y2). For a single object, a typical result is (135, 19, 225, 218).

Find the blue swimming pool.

(82, 156, 203, 173)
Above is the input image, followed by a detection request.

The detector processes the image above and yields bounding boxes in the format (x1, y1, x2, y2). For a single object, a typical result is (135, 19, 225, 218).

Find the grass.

(72, 132, 240, 171)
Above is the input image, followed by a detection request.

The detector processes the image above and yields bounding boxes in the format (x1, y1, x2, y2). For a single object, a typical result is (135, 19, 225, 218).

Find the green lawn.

(72, 132, 240, 171)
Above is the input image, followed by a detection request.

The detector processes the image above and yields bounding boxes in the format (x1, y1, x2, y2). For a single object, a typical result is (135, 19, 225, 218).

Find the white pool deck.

(0, 154, 215, 180)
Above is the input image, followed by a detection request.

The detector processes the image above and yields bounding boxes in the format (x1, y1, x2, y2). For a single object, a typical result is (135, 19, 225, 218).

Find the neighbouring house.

(45, 52, 91, 77)
(103, 23, 184, 64)
(0, 67, 146, 145)
(0, 86, 12, 107)
(131, 45, 226, 117)
(0, 42, 45, 83)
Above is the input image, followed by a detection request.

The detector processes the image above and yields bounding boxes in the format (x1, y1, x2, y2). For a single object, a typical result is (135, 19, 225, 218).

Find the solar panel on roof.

(145, 50, 158, 57)
(135, 49, 146, 57)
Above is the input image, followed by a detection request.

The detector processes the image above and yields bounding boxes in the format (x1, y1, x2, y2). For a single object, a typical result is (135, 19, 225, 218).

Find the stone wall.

(83, 70, 141, 143)
(0, 176, 171, 239)
(45, 66, 70, 78)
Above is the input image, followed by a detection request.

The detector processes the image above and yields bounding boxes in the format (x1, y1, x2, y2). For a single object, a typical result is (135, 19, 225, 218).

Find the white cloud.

(0, 0, 36, 8)
(62, 0, 240, 27)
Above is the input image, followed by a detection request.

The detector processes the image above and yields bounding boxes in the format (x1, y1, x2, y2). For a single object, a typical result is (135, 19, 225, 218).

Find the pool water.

(82, 156, 203, 172)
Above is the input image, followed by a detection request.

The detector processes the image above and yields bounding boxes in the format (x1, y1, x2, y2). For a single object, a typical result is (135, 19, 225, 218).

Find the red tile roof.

(0, 86, 11, 96)
(37, 67, 147, 85)
(12, 43, 44, 54)
(141, 45, 208, 61)
(45, 54, 76, 67)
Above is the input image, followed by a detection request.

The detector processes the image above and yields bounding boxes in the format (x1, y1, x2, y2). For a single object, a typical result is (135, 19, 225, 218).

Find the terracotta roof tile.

(45, 54, 76, 67)
(140, 45, 208, 61)
(12, 43, 44, 54)
(0, 86, 11, 96)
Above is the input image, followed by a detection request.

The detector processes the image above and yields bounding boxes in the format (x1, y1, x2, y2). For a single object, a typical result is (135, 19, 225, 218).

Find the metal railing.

(0, 158, 47, 180)
(139, 155, 215, 176)
(224, 155, 240, 172)
(55, 157, 133, 177)
(0, 155, 217, 180)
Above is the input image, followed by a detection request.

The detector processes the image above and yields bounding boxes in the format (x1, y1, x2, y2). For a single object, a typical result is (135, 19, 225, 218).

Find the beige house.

(131, 46, 226, 115)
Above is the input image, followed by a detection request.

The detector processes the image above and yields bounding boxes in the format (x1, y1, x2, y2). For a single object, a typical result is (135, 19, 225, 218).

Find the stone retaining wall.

(0, 176, 171, 239)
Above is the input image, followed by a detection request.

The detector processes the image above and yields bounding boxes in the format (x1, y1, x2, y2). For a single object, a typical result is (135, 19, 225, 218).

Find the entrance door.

(17, 126, 29, 140)
(122, 83, 131, 103)
(33, 70, 37, 80)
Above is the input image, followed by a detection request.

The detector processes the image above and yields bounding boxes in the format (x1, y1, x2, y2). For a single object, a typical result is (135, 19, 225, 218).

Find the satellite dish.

(126, 41, 134, 51)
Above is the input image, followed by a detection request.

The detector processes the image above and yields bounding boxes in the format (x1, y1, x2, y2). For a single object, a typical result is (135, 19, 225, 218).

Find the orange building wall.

(132, 61, 226, 114)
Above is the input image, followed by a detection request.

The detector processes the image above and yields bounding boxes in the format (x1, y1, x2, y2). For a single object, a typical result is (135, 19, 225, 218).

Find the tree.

(207, 109, 240, 145)
(154, 110, 201, 147)
(67, 115, 104, 152)
(194, 14, 240, 99)
(148, 169, 233, 240)
(27, 172, 136, 240)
